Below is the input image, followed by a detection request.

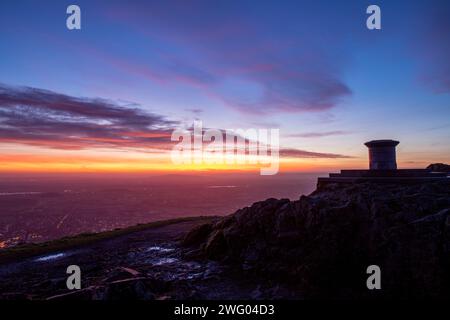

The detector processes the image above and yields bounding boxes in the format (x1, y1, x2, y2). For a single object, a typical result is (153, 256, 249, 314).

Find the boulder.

(182, 223, 213, 247)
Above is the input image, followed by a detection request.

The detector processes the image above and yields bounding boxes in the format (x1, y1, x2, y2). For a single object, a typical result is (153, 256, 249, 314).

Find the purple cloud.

(280, 148, 352, 159)
(0, 84, 353, 159)
(0, 84, 177, 150)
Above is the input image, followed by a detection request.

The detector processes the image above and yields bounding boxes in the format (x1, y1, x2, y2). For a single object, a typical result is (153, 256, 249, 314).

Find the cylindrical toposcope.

(364, 140, 399, 170)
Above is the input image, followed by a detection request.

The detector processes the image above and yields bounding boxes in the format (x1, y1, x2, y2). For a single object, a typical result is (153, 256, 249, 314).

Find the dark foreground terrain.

(0, 180, 449, 300)
(0, 217, 283, 300)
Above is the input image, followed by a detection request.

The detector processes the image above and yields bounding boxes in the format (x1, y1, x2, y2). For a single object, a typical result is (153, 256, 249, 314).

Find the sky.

(0, 0, 449, 173)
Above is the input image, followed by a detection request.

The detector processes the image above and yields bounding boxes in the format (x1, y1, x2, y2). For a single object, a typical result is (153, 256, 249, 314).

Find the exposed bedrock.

(183, 181, 450, 299)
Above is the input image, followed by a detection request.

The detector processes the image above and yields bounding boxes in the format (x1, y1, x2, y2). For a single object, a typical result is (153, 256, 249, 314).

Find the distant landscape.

(0, 173, 319, 247)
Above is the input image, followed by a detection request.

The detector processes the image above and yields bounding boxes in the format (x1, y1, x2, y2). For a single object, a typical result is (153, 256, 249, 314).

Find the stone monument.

(365, 139, 399, 170)
(317, 140, 448, 188)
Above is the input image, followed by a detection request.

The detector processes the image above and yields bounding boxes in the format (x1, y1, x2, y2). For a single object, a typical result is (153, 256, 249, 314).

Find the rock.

(119, 267, 141, 277)
(104, 278, 155, 300)
(427, 163, 450, 173)
(183, 248, 204, 259)
(182, 223, 213, 247)
(104, 266, 141, 282)
(204, 230, 227, 260)
(189, 181, 450, 299)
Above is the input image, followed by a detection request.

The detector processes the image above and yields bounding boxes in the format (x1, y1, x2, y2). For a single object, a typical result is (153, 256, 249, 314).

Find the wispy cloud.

(280, 148, 353, 159)
(286, 130, 351, 138)
(185, 108, 204, 115)
(0, 84, 177, 150)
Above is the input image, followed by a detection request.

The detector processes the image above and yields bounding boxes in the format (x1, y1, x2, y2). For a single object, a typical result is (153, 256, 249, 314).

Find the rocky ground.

(0, 218, 288, 300)
(183, 181, 450, 299)
(0, 180, 449, 300)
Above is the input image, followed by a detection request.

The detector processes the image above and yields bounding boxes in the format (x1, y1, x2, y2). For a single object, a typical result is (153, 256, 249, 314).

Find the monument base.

(317, 169, 449, 188)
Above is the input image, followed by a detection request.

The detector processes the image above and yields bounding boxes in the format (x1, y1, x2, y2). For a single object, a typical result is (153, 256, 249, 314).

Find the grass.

(0, 216, 216, 265)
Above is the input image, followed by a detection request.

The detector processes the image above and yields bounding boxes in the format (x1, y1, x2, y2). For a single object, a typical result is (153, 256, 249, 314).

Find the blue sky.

(0, 0, 449, 171)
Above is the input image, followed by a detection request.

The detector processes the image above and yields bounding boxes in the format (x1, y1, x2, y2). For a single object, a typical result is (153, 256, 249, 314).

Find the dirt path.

(0, 217, 267, 300)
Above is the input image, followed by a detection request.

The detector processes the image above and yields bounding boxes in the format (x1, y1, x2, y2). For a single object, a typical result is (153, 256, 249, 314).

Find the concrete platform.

(329, 169, 447, 178)
(317, 169, 449, 188)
